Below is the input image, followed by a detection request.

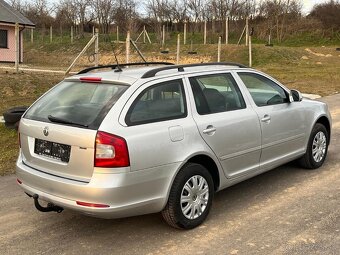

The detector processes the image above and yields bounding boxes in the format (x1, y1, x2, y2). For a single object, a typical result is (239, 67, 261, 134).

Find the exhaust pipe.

(33, 194, 64, 213)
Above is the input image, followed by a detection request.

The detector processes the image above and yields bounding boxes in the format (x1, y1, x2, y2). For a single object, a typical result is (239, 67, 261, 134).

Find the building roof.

(0, 0, 35, 27)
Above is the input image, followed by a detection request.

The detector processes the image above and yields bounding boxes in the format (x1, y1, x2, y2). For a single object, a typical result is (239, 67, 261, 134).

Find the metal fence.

(0, 20, 253, 75)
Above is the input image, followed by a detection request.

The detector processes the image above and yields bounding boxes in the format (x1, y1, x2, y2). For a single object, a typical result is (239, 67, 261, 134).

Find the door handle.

(261, 114, 271, 123)
(203, 125, 216, 134)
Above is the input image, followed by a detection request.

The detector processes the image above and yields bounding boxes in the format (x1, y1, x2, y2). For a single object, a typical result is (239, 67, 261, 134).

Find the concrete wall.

(0, 24, 24, 63)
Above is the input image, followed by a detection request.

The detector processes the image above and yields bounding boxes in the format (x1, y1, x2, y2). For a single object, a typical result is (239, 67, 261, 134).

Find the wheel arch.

(186, 154, 221, 192)
(314, 115, 331, 141)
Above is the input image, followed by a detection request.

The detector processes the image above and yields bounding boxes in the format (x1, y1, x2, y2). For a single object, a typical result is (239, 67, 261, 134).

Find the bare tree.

(92, 0, 116, 34)
(259, 0, 302, 43)
(114, 0, 139, 34)
(72, 0, 92, 36)
(7, 0, 25, 12)
(310, 0, 340, 30)
(146, 0, 172, 40)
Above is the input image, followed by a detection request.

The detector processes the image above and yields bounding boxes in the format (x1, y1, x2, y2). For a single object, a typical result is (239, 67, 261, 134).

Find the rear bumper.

(16, 157, 180, 219)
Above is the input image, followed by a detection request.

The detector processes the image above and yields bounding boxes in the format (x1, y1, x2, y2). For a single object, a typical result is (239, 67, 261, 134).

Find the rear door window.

(189, 73, 246, 115)
(24, 81, 128, 129)
(125, 79, 187, 125)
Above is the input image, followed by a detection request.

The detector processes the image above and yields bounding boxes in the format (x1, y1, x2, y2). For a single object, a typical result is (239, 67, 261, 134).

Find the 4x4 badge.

(43, 127, 49, 136)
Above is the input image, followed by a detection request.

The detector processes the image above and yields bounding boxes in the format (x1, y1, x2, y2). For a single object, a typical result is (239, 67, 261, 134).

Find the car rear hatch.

(19, 78, 129, 182)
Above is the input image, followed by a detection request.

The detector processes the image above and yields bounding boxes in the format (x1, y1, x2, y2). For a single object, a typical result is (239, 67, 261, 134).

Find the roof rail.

(77, 62, 174, 74)
(141, 62, 247, 78)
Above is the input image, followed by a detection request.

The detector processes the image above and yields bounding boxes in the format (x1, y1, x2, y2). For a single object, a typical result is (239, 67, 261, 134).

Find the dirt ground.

(0, 94, 339, 255)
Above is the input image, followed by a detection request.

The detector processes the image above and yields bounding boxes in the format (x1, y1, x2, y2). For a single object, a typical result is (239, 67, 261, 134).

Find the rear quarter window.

(125, 79, 187, 126)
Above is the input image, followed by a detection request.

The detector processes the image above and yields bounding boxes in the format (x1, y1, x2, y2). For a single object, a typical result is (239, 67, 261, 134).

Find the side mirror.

(290, 89, 303, 102)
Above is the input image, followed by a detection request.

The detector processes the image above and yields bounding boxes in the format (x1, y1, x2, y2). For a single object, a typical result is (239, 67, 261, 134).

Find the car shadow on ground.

(48, 158, 329, 234)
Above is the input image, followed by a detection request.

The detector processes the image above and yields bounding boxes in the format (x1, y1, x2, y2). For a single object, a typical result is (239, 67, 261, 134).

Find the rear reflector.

(95, 131, 130, 168)
(17, 179, 22, 184)
(76, 201, 110, 208)
(79, 77, 102, 83)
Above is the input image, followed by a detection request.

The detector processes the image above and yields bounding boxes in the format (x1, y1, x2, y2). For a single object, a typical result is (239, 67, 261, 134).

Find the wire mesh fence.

(0, 20, 252, 75)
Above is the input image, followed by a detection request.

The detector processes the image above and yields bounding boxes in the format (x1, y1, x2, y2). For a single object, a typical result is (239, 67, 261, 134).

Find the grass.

(0, 42, 340, 175)
(0, 124, 18, 176)
(0, 71, 64, 114)
(0, 71, 64, 176)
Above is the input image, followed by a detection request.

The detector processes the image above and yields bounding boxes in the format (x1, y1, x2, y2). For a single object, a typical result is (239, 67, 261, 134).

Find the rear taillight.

(94, 131, 130, 168)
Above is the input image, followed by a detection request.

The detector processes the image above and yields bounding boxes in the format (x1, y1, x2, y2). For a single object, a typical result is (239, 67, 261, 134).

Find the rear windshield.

(24, 81, 128, 129)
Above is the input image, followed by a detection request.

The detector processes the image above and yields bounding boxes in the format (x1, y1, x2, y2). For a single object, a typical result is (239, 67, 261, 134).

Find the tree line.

(8, 0, 340, 43)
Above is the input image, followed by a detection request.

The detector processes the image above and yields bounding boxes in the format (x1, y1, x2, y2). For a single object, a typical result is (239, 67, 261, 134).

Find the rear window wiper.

(48, 115, 88, 128)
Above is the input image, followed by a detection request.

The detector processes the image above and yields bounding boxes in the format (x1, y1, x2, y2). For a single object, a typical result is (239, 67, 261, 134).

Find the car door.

(118, 76, 201, 172)
(236, 71, 306, 170)
(186, 72, 262, 178)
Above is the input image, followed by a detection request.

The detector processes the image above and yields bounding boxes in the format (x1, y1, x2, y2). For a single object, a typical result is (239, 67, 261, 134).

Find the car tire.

(162, 163, 214, 229)
(3, 106, 28, 124)
(5, 121, 20, 130)
(299, 123, 329, 169)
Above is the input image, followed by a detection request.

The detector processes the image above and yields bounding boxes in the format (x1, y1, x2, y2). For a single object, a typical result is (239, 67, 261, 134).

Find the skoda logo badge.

(43, 127, 49, 137)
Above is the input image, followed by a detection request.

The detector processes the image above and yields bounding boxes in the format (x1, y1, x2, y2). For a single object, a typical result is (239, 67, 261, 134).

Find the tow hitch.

(33, 194, 64, 213)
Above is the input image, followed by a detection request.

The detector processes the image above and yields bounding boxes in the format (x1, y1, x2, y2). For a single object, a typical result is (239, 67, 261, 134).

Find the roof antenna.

(113, 52, 122, 72)
(105, 33, 122, 72)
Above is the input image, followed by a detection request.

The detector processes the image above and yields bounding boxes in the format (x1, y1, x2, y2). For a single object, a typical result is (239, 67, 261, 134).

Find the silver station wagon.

(16, 62, 331, 229)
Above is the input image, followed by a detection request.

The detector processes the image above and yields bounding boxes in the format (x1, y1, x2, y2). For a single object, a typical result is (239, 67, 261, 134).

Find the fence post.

(184, 22, 187, 45)
(204, 21, 207, 45)
(225, 17, 229, 45)
(237, 25, 246, 45)
(30, 28, 34, 43)
(143, 25, 146, 43)
(92, 26, 95, 36)
(162, 25, 165, 46)
(65, 35, 97, 75)
(15, 23, 19, 73)
(217, 36, 221, 62)
(126, 31, 130, 64)
(249, 28, 253, 67)
(117, 26, 119, 42)
(71, 26, 73, 43)
(249, 34, 252, 67)
(245, 17, 249, 46)
(176, 34, 180, 64)
(50, 26, 52, 43)
(95, 28, 99, 67)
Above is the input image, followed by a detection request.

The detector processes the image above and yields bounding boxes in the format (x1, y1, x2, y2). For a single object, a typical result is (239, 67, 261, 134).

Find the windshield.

(24, 81, 128, 129)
